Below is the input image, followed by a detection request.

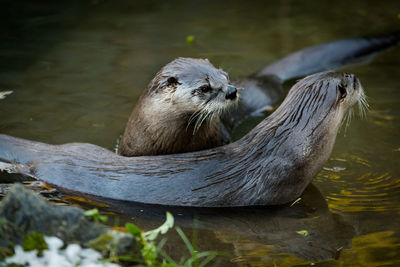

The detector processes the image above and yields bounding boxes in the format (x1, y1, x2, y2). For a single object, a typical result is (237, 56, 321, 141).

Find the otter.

(119, 32, 400, 157)
(119, 58, 238, 156)
(0, 72, 367, 207)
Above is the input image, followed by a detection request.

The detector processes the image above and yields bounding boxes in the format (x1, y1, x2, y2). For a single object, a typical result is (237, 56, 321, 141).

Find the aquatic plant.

(123, 212, 223, 266)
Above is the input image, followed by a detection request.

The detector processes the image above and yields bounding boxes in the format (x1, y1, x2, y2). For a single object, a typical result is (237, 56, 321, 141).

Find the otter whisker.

(345, 107, 354, 132)
(195, 112, 209, 134)
(339, 107, 353, 134)
(187, 109, 204, 130)
(209, 106, 223, 127)
(357, 91, 369, 119)
(190, 110, 204, 134)
(193, 108, 210, 134)
(192, 100, 227, 134)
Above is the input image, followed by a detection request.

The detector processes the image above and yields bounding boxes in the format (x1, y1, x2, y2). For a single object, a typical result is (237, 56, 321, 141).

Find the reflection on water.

(66, 185, 355, 265)
(317, 156, 400, 213)
(1, 0, 400, 265)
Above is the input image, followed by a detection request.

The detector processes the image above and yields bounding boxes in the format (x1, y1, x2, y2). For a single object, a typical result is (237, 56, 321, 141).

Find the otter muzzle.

(225, 85, 237, 100)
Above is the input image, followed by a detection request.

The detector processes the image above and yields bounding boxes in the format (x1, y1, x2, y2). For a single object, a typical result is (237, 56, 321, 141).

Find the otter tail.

(257, 31, 400, 82)
(0, 134, 139, 201)
(0, 134, 46, 181)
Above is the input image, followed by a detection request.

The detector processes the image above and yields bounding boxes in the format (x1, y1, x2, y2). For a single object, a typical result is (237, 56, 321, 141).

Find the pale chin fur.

(357, 84, 369, 118)
(165, 83, 237, 134)
(340, 83, 369, 133)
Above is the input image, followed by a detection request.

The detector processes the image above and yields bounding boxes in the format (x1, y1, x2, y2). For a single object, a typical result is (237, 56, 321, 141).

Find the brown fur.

(118, 58, 234, 156)
(119, 96, 222, 156)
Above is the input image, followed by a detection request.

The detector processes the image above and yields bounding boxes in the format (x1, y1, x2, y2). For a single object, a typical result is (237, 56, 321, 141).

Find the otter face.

(150, 58, 239, 132)
(312, 71, 367, 124)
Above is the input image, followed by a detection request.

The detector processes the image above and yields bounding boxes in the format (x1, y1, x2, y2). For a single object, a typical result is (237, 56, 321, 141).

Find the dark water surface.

(1, 0, 399, 266)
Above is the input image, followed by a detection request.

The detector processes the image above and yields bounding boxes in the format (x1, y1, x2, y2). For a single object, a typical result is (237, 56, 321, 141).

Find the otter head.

(255, 71, 367, 146)
(264, 71, 367, 188)
(148, 58, 238, 132)
(282, 71, 367, 137)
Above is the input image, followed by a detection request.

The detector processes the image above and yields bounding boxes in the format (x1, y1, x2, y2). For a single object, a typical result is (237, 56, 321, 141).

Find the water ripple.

(315, 156, 400, 213)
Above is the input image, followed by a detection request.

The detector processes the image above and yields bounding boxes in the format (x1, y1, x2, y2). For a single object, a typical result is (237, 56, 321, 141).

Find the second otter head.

(148, 58, 238, 131)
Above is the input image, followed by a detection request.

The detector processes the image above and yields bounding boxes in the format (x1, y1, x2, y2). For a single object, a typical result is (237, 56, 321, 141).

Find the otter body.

(119, 92, 223, 156)
(0, 72, 367, 206)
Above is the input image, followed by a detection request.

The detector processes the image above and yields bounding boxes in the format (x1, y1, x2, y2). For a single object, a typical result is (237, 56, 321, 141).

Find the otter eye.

(338, 84, 347, 100)
(200, 85, 212, 93)
(167, 77, 178, 86)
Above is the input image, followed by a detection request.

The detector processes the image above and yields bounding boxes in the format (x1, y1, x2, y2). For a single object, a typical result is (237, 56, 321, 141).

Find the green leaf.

(84, 208, 98, 217)
(199, 253, 218, 267)
(125, 223, 142, 238)
(158, 248, 177, 265)
(176, 227, 193, 254)
(186, 35, 195, 46)
(144, 212, 174, 241)
(116, 255, 141, 263)
(185, 251, 219, 266)
(84, 208, 108, 223)
(86, 232, 113, 252)
(156, 238, 168, 251)
(22, 232, 48, 255)
(98, 215, 108, 223)
(296, 230, 309, 237)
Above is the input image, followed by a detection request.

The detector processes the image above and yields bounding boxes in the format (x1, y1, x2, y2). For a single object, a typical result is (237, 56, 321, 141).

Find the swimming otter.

(0, 72, 367, 206)
(119, 58, 238, 156)
(119, 33, 400, 157)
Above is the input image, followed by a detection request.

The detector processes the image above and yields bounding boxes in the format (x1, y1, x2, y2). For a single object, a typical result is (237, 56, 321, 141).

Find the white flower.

(5, 236, 122, 267)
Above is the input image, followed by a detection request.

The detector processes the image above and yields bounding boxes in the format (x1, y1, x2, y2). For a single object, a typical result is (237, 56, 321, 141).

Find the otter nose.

(352, 75, 359, 86)
(345, 73, 359, 90)
(225, 85, 237, 100)
(352, 75, 361, 91)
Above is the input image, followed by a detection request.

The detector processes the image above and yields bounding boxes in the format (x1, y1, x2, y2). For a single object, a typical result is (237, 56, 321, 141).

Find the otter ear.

(167, 77, 179, 87)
